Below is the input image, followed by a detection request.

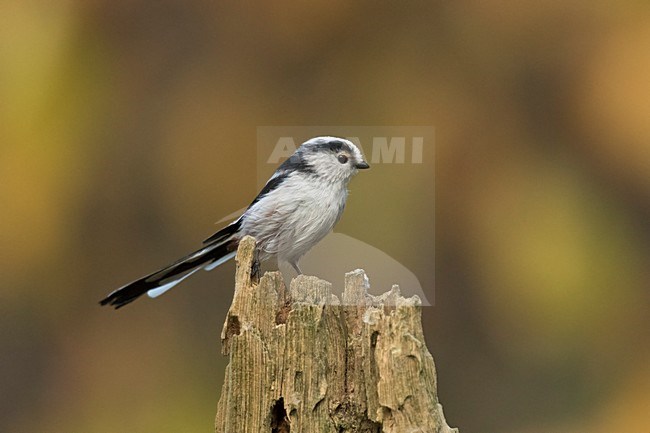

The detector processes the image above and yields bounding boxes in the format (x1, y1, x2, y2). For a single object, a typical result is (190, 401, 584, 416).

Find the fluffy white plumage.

(100, 136, 369, 308)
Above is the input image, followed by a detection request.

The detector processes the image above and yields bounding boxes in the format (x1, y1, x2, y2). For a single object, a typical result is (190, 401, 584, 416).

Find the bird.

(99, 136, 370, 309)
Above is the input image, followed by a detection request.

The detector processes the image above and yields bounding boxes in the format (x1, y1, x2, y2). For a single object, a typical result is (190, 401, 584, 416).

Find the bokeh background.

(1, 2, 649, 432)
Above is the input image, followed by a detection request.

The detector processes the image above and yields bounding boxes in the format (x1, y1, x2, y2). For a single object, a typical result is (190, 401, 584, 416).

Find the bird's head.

(297, 136, 369, 184)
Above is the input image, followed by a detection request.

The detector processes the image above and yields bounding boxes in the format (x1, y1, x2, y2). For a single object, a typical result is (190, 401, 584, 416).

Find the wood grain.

(215, 236, 458, 433)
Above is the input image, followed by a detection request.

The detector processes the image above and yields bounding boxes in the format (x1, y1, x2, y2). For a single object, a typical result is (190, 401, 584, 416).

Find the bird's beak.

(355, 161, 370, 169)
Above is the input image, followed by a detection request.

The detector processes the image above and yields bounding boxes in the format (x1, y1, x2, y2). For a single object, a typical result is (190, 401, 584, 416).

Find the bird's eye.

(337, 154, 348, 164)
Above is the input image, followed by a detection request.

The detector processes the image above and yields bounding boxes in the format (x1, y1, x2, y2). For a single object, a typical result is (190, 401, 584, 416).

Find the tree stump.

(215, 236, 458, 433)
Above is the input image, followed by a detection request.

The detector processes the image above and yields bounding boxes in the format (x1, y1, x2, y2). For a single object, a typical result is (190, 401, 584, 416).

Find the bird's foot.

(290, 261, 303, 275)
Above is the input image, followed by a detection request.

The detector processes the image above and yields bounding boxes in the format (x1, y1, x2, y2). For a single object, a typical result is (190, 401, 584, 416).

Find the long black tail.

(100, 224, 239, 309)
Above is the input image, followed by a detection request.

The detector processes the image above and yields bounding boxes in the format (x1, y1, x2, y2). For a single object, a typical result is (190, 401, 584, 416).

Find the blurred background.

(1, 1, 649, 432)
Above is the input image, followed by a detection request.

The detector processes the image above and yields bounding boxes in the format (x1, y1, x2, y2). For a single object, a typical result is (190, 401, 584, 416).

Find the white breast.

(240, 174, 348, 265)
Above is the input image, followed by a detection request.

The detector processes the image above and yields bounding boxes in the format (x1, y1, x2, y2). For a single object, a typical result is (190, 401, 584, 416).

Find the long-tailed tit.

(100, 136, 369, 308)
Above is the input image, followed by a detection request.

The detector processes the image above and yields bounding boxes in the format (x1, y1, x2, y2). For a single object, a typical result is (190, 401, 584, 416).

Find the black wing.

(203, 151, 314, 244)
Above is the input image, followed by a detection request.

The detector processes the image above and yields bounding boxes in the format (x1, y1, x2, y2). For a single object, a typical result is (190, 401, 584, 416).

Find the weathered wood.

(215, 236, 458, 433)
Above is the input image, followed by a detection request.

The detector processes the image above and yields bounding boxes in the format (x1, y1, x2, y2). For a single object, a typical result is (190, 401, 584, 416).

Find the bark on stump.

(215, 236, 458, 433)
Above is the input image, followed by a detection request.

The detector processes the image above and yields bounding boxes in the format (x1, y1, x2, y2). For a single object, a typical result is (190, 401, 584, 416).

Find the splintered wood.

(215, 236, 458, 433)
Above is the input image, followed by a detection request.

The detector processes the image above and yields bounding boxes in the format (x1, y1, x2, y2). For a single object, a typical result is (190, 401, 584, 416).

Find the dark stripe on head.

(310, 138, 352, 154)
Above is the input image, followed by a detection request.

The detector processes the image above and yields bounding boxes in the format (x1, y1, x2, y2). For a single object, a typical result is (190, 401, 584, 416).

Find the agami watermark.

(256, 126, 435, 305)
(266, 135, 425, 165)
